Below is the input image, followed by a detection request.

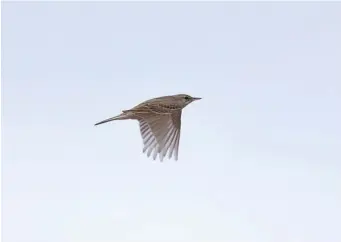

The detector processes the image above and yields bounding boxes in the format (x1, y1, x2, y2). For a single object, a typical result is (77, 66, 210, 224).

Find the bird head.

(175, 94, 202, 107)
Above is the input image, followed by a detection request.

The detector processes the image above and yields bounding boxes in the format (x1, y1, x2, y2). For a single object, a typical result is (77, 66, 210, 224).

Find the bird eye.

(184, 96, 191, 100)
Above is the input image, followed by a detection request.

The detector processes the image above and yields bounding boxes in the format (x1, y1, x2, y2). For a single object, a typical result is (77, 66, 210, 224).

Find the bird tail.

(94, 113, 130, 126)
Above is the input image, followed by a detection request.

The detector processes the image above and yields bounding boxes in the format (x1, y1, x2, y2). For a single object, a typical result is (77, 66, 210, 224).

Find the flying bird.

(94, 94, 201, 161)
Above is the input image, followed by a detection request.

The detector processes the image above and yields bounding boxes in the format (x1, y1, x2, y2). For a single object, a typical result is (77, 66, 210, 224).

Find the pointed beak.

(192, 97, 202, 101)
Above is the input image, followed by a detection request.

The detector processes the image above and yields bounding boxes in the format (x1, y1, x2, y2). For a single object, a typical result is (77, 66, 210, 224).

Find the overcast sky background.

(2, 2, 341, 242)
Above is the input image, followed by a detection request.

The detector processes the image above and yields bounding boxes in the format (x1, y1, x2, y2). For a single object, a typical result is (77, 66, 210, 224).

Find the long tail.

(94, 113, 130, 126)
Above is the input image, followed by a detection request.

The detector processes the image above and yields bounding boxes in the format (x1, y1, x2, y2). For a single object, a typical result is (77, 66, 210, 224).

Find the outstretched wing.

(138, 110, 182, 161)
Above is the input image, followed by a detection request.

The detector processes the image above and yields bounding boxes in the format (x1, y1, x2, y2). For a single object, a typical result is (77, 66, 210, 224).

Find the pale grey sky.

(2, 2, 341, 242)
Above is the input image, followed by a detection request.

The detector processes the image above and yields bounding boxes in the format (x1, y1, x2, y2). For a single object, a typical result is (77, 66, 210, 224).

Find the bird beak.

(192, 97, 202, 101)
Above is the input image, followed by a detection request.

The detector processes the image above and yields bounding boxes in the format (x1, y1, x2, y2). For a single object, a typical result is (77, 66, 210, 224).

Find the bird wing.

(137, 110, 182, 161)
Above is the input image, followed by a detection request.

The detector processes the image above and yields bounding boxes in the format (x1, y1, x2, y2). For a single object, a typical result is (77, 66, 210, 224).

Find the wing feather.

(138, 110, 182, 161)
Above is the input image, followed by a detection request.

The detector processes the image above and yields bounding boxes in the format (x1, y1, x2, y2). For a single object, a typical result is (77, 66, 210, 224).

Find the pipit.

(95, 94, 201, 161)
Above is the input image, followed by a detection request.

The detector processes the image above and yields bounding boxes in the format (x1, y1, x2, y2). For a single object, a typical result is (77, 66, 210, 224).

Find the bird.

(94, 94, 202, 162)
